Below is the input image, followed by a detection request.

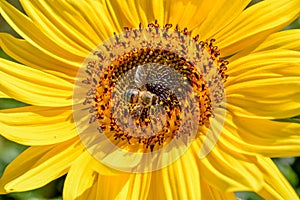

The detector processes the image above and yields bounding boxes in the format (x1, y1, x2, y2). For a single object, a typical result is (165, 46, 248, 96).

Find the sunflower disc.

(73, 27, 226, 173)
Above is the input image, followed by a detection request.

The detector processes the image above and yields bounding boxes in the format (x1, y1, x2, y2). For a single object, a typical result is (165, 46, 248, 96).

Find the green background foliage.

(0, 1, 300, 199)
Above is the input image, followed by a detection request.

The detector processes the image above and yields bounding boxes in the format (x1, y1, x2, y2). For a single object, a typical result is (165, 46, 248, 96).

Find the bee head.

(140, 91, 153, 106)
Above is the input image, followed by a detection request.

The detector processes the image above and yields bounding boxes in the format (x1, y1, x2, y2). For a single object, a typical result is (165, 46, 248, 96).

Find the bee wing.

(128, 115, 136, 129)
(135, 64, 170, 87)
(134, 65, 148, 87)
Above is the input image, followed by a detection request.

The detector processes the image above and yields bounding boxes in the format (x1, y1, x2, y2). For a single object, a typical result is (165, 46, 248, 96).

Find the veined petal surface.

(216, 0, 300, 56)
(257, 157, 299, 199)
(148, 146, 201, 200)
(0, 58, 73, 107)
(220, 112, 300, 157)
(63, 151, 151, 200)
(193, 0, 251, 42)
(0, 106, 77, 145)
(254, 29, 300, 52)
(0, 33, 79, 82)
(0, 0, 87, 60)
(0, 137, 84, 194)
(226, 50, 300, 119)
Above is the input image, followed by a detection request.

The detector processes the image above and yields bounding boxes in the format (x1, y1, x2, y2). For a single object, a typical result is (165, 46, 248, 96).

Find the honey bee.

(123, 65, 159, 123)
(123, 89, 158, 108)
(123, 88, 159, 124)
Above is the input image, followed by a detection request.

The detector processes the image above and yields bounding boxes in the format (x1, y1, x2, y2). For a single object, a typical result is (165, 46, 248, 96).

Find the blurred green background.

(0, 0, 300, 199)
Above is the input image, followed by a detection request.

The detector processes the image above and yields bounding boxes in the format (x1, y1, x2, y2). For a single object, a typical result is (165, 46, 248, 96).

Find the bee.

(123, 65, 160, 124)
(123, 89, 158, 108)
(123, 88, 159, 124)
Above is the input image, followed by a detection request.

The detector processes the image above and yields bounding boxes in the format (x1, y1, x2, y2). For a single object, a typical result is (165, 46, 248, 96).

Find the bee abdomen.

(123, 89, 139, 104)
(146, 82, 171, 102)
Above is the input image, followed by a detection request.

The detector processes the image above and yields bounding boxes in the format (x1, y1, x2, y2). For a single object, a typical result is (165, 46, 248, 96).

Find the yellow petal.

(0, 137, 84, 194)
(254, 29, 300, 52)
(148, 147, 201, 200)
(0, 0, 87, 60)
(0, 106, 77, 145)
(194, 139, 264, 192)
(226, 79, 300, 119)
(227, 50, 300, 78)
(94, 175, 130, 200)
(201, 179, 236, 200)
(63, 151, 100, 200)
(216, 0, 300, 56)
(20, 0, 100, 53)
(194, 0, 251, 41)
(220, 112, 300, 157)
(109, 0, 165, 27)
(77, 176, 99, 200)
(97, 173, 151, 200)
(226, 50, 300, 119)
(104, 0, 143, 29)
(101, 0, 214, 31)
(0, 58, 73, 107)
(20, 0, 113, 49)
(64, 151, 151, 200)
(69, 0, 122, 37)
(0, 92, 9, 98)
(0, 33, 78, 82)
(257, 157, 299, 199)
(164, 0, 214, 30)
(149, 0, 165, 25)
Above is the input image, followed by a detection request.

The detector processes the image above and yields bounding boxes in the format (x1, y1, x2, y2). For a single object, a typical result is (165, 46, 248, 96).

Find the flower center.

(94, 48, 213, 152)
(73, 21, 228, 172)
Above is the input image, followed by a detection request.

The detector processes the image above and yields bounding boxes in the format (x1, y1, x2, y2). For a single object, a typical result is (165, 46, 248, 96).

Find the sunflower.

(1, 0, 300, 199)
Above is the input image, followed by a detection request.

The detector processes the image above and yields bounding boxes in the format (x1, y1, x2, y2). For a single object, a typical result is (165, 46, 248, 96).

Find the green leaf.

(235, 192, 264, 200)
(274, 116, 300, 124)
(0, 98, 29, 110)
(274, 158, 299, 187)
(0, 48, 17, 62)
